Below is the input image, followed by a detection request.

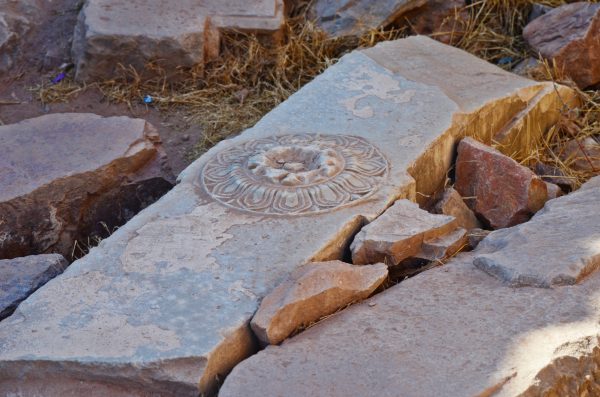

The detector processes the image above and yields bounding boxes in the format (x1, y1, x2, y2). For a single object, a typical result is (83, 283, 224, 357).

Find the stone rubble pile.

(0, 36, 574, 397)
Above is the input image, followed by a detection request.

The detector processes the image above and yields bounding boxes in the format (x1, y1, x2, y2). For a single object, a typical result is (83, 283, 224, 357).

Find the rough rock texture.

(523, 2, 600, 88)
(434, 187, 481, 229)
(0, 0, 45, 72)
(310, 0, 465, 40)
(72, 0, 285, 81)
(467, 228, 490, 249)
(528, 3, 552, 22)
(0, 113, 174, 259)
(0, 37, 575, 397)
(416, 227, 468, 261)
(220, 252, 600, 397)
(455, 137, 548, 229)
(474, 176, 600, 288)
(0, 254, 67, 319)
(560, 137, 600, 172)
(251, 261, 388, 346)
(399, 0, 467, 44)
(351, 199, 456, 265)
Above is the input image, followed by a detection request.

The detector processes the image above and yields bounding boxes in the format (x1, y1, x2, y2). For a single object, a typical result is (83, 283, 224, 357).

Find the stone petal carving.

(200, 134, 389, 215)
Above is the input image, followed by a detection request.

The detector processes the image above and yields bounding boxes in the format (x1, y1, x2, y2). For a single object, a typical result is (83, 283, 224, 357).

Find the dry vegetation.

(35, 0, 599, 184)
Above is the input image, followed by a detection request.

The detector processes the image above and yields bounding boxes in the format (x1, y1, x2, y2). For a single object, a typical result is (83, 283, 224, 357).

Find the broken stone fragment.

(351, 199, 457, 265)
(251, 261, 388, 346)
(309, 0, 466, 41)
(559, 137, 600, 172)
(434, 187, 482, 230)
(416, 227, 468, 262)
(455, 137, 548, 229)
(474, 175, 600, 288)
(72, 0, 285, 81)
(0, 113, 174, 259)
(0, 254, 67, 320)
(523, 2, 600, 88)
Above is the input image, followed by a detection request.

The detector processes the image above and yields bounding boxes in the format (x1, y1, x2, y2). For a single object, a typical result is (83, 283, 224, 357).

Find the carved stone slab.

(0, 37, 575, 397)
(201, 134, 389, 215)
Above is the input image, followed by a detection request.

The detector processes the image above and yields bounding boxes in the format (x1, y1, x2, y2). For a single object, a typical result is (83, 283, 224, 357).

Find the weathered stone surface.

(399, 0, 467, 44)
(523, 2, 600, 88)
(474, 176, 600, 288)
(455, 137, 549, 229)
(351, 199, 456, 265)
(310, 0, 465, 40)
(0, 113, 174, 259)
(221, 250, 600, 397)
(72, 0, 285, 81)
(0, 37, 574, 396)
(0, 0, 43, 73)
(434, 187, 481, 229)
(416, 227, 467, 261)
(251, 261, 387, 346)
(560, 137, 600, 172)
(0, 254, 67, 319)
(528, 3, 552, 23)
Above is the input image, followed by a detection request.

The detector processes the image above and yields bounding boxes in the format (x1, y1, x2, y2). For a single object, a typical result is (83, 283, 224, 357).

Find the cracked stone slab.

(0, 254, 68, 319)
(72, 0, 285, 81)
(351, 199, 457, 265)
(0, 36, 575, 396)
(473, 175, 600, 288)
(220, 253, 600, 397)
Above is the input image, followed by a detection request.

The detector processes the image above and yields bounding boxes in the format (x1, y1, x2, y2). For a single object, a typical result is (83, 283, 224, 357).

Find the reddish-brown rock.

(251, 261, 388, 346)
(559, 137, 600, 172)
(523, 2, 600, 89)
(534, 162, 576, 192)
(545, 182, 563, 200)
(0, 113, 174, 259)
(455, 137, 548, 229)
(351, 199, 457, 265)
(434, 187, 482, 229)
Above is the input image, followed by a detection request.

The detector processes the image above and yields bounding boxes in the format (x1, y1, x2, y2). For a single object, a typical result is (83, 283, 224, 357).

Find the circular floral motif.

(200, 134, 389, 215)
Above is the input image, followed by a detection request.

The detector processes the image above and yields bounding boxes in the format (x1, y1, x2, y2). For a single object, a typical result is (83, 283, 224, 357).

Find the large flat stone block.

(72, 0, 285, 81)
(0, 37, 574, 396)
(221, 254, 600, 397)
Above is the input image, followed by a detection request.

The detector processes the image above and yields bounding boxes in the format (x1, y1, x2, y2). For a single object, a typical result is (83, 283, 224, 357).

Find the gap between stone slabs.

(0, 36, 576, 397)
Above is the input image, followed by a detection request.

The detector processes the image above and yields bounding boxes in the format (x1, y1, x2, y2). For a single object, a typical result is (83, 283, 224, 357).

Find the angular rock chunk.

(523, 2, 600, 88)
(72, 0, 285, 81)
(416, 227, 468, 261)
(455, 137, 548, 229)
(544, 182, 563, 200)
(351, 199, 456, 265)
(251, 261, 388, 346)
(0, 113, 174, 259)
(220, 255, 600, 397)
(0, 254, 67, 319)
(0, 37, 575, 397)
(434, 187, 481, 229)
(310, 0, 465, 40)
(474, 176, 600, 288)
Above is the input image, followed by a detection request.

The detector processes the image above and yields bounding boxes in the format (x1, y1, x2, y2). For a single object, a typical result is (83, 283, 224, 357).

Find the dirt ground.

(0, 0, 203, 175)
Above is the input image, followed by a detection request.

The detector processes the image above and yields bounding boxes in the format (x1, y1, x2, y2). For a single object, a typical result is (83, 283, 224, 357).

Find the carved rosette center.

(201, 134, 389, 215)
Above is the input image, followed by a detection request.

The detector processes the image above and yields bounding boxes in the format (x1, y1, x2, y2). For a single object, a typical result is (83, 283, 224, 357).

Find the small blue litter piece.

(51, 72, 66, 84)
(143, 95, 153, 104)
(497, 57, 513, 65)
